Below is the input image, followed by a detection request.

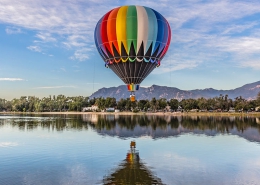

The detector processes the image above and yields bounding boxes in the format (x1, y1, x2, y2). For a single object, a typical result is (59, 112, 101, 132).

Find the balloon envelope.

(94, 5, 171, 86)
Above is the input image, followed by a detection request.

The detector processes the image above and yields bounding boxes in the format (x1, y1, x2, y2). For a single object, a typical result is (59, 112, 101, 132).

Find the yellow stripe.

(116, 6, 128, 55)
(121, 57, 129, 62)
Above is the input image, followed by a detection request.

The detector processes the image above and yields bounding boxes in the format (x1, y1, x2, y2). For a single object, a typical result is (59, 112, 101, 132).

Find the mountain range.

(90, 81, 260, 100)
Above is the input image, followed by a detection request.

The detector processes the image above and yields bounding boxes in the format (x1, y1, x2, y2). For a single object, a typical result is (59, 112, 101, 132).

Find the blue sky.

(0, 0, 260, 100)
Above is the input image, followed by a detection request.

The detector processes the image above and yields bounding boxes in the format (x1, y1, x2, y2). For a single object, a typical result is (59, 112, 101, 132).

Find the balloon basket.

(130, 95, 135, 102)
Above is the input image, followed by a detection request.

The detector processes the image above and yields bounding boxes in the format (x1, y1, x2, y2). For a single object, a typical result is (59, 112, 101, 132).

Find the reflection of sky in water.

(0, 115, 260, 185)
(141, 135, 260, 185)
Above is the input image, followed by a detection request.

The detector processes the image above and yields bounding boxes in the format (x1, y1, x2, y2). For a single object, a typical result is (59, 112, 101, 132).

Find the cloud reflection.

(0, 142, 18, 147)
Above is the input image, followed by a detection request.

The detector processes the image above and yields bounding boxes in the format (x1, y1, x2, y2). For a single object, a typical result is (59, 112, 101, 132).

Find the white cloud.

(27, 45, 42, 52)
(60, 67, 66, 72)
(5, 27, 22, 34)
(1, 0, 260, 68)
(35, 32, 56, 42)
(70, 48, 93, 61)
(222, 22, 258, 35)
(239, 60, 260, 69)
(0, 78, 24, 81)
(0, 0, 109, 61)
(63, 35, 87, 48)
(208, 36, 260, 54)
(34, 85, 76, 89)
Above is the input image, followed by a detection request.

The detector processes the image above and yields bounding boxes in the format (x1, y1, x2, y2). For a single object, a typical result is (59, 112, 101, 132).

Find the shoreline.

(1, 111, 260, 117)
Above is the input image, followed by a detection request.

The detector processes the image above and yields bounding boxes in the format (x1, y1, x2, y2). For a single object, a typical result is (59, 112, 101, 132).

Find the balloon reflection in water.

(102, 141, 165, 185)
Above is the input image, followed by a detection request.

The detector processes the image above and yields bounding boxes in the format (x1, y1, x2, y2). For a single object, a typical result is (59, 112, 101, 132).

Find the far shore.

(1, 111, 260, 117)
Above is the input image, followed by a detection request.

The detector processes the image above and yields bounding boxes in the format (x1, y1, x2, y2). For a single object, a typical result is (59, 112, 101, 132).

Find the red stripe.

(101, 10, 112, 55)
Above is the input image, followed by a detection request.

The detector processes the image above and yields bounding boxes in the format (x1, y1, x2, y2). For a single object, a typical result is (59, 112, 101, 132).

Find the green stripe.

(126, 5, 137, 54)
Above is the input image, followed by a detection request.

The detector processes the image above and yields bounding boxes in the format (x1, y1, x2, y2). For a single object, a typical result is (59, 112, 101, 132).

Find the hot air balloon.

(94, 5, 171, 101)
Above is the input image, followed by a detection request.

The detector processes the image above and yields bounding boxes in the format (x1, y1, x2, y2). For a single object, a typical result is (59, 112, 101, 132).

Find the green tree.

(0, 99, 6, 111)
(180, 99, 198, 111)
(105, 97, 117, 108)
(117, 98, 127, 111)
(158, 98, 167, 110)
(138, 100, 149, 111)
(168, 99, 179, 111)
(257, 92, 260, 106)
(125, 98, 132, 111)
(150, 97, 159, 112)
(56, 95, 67, 111)
(234, 96, 247, 111)
(197, 97, 207, 110)
(95, 97, 106, 111)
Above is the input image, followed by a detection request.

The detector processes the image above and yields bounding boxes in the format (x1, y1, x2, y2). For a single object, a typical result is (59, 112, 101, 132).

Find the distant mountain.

(90, 81, 260, 100)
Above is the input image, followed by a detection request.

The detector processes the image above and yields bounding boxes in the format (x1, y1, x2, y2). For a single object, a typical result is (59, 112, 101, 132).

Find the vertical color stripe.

(126, 5, 137, 53)
(96, 20, 108, 57)
(107, 8, 120, 55)
(144, 7, 157, 54)
(161, 21, 171, 57)
(136, 6, 148, 56)
(94, 23, 106, 60)
(101, 11, 112, 55)
(116, 6, 128, 55)
(153, 10, 164, 55)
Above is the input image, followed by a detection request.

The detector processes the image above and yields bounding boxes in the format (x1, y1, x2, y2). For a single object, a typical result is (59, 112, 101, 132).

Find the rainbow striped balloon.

(95, 5, 171, 64)
(94, 5, 171, 94)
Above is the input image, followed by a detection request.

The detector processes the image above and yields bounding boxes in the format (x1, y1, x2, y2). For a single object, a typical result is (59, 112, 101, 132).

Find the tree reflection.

(88, 115, 260, 132)
(87, 115, 260, 142)
(1, 114, 260, 142)
(2, 114, 88, 132)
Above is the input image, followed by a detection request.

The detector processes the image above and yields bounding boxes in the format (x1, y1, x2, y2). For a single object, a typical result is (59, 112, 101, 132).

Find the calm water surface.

(0, 114, 260, 185)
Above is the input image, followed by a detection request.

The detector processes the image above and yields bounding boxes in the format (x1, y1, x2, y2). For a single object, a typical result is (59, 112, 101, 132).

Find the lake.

(0, 114, 260, 185)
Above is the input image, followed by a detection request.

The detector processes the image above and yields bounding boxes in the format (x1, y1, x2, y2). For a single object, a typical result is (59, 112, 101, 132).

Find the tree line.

(0, 92, 260, 112)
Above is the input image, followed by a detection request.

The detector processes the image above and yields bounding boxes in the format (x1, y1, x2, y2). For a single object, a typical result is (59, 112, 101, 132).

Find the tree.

(234, 96, 247, 111)
(168, 99, 179, 111)
(35, 100, 46, 112)
(257, 91, 260, 106)
(56, 95, 67, 111)
(117, 98, 127, 111)
(95, 97, 106, 111)
(138, 100, 149, 111)
(158, 98, 167, 110)
(0, 99, 6, 111)
(4, 101, 12, 111)
(125, 98, 132, 111)
(197, 97, 207, 110)
(180, 99, 198, 111)
(105, 97, 117, 108)
(89, 97, 96, 106)
(150, 97, 159, 111)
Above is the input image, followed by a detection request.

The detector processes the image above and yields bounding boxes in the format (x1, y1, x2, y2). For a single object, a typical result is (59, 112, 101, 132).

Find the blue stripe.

(152, 10, 164, 56)
(162, 17, 169, 45)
